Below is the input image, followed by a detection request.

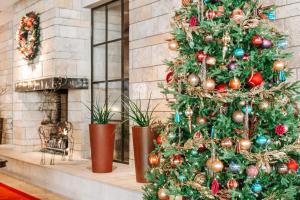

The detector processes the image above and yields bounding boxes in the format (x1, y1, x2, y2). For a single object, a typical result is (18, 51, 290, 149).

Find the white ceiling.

(0, 0, 18, 12)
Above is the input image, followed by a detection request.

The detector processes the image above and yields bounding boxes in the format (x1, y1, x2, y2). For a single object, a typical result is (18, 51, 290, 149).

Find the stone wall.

(127, 0, 300, 163)
(0, 0, 91, 157)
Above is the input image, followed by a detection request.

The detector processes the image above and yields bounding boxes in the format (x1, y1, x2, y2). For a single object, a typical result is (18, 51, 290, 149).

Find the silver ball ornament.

(232, 110, 244, 123)
(188, 73, 200, 87)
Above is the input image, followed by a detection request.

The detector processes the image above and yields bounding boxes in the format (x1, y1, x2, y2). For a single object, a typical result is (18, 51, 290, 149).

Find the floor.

(0, 172, 69, 200)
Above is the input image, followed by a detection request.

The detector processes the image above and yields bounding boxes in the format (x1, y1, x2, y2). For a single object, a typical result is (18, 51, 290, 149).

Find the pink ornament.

(275, 124, 287, 135)
(189, 16, 197, 27)
(211, 179, 219, 194)
(247, 165, 259, 178)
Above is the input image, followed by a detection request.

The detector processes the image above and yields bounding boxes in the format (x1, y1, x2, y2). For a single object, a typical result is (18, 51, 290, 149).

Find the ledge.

(15, 77, 89, 92)
(0, 145, 143, 200)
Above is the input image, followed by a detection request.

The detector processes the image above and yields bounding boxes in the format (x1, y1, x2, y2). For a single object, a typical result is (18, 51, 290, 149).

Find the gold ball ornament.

(158, 188, 169, 200)
(273, 61, 285, 71)
(221, 138, 233, 148)
(227, 178, 239, 189)
(210, 159, 224, 173)
(168, 40, 178, 51)
(239, 138, 252, 150)
(181, 0, 191, 7)
(232, 110, 244, 123)
(203, 78, 216, 90)
(148, 153, 160, 167)
(206, 56, 217, 66)
(259, 101, 270, 110)
(188, 73, 200, 87)
(229, 78, 241, 90)
(196, 116, 207, 125)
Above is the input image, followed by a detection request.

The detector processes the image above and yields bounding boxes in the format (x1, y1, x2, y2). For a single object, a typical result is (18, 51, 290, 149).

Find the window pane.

(92, 83, 106, 109)
(107, 1, 122, 41)
(108, 81, 121, 120)
(93, 45, 106, 82)
(93, 6, 106, 44)
(108, 41, 121, 80)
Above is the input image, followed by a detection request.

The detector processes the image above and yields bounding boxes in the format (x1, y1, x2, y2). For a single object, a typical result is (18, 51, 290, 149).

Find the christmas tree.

(144, 0, 300, 199)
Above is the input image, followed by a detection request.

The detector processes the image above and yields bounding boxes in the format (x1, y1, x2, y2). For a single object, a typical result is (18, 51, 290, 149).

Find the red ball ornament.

(252, 35, 263, 47)
(216, 83, 227, 93)
(196, 51, 206, 62)
(287, 159, 299, 172)
(166, 71, 174, 83)
(156, 135, 163, 145)
(247, 71, 264, 87)
(275, 124, 287, 135)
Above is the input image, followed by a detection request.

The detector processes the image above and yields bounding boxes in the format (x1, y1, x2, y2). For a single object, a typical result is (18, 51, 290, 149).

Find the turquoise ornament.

(251, 183, 262, 193)
(267, 11, 276, 21)
(175, 111, 180, 123)
(242, 106, 252, 114)
(178, 174, 187, 182)
(277, 40, 288, 49)
(234, 48, 245, 58)
(191, 149, 198, 156)
(256, 135, 268, 145)
(279, 71, 286, 82)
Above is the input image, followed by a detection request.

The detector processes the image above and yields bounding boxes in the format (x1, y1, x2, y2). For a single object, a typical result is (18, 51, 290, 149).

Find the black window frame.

(91, 0, 129, 164)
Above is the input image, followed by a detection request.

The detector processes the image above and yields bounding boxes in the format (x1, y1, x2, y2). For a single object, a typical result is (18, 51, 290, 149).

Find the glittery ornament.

(188, 73, 200, 87)
(194, 173, 206, 185)
(158, 188, 169, 200)
(287, 159, 299, 172)
(189, 16, 197, 27)
(206, 56, 216, 66)
(251, 183, 262, 193)
(277, 163, 289, 174)
(239, 138, 252, 150)
(211, 179, 220, 194)
(247, 165, 259, 178)
(229, 161, 241, 173)
(196, 116, 207, 125)
(148, 153, 160, 167)
(234, 48, 245, 58)
(196, 51, 206, 62)
(275, 124, 288, 135)
(256, 135, 268, 145)
(252, 35, 263, 47)
(229, 78, 241, 90)
(232, 110, 244, 123)
(216, 83, 227, 93)
(273, 61, 285, 71)
(227, 62, 237, 71)
(262, 38, 272, 48)
(221, 138, 233, 148)
(277, 39, 288, 49)
(259, 101, 269, 110)
(203, 78, 216, 90)
(227, 178, 239, 189)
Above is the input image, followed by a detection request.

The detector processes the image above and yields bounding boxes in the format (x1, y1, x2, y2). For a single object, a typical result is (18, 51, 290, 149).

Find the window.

(91, 0, 129, 163)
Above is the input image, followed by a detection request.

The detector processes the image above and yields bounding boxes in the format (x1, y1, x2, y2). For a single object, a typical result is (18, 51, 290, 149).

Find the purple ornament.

(262, 39, 272, 48)
(227, 62, 236, 71)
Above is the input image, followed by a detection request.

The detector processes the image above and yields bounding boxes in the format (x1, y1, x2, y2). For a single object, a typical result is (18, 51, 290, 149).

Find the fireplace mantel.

(15, 77, 88, 92)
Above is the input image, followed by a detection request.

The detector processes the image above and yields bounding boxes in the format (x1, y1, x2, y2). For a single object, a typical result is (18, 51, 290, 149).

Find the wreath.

(16, 12, 40, 61)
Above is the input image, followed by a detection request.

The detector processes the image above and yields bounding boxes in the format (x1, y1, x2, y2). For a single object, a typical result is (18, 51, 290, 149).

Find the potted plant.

(124, 97, 157, 183)
(87, 101, 116, 173)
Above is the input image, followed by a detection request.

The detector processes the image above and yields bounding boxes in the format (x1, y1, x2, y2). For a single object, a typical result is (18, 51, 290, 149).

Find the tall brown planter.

(89, 124, 116, 173)
(132, 126, 154, 183)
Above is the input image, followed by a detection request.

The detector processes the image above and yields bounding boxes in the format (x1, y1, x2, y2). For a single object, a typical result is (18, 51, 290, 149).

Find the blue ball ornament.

(242, 106, 253, 114)
(277, 40, 288, 49)
(229, 161, 241, 173)
(267, 11, 276, 21)
(251, 183, 262, 193)
(256, 135, 268, 145)
(234, 48, 245, 58)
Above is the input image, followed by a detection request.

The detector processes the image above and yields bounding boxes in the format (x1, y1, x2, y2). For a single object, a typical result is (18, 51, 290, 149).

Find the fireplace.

(15, 77, 89, 158)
